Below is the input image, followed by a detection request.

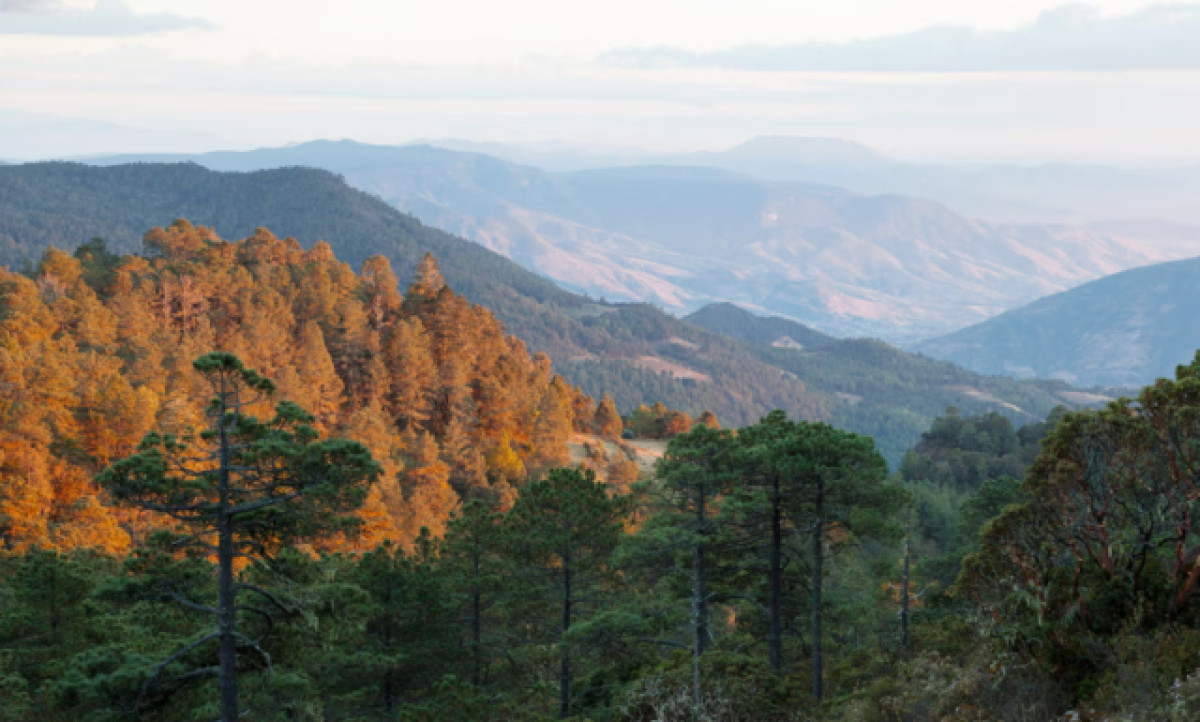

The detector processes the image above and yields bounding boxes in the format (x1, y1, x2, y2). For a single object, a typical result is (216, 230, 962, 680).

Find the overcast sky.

(1, 0, 1198, 163)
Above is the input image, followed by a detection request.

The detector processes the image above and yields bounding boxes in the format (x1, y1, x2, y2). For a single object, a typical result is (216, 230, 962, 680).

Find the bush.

(618, 652, 811, 722)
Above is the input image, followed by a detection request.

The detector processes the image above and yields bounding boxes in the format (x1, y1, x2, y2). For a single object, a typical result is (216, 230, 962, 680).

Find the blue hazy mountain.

(917, 255, 1200, 387)
(87, 140, 1179, 341)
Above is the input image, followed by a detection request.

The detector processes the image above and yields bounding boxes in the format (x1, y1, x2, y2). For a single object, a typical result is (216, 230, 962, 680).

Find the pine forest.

(4, 222, 1200, 721)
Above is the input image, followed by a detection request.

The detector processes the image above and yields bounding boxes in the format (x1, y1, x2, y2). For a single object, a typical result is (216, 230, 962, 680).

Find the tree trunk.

(472, 554, 482, 686)
(218, 517, 238, 720)
(768, 477, 783, 672)
(692, 484, 709, 714)
(811, 475, 824, 701)
(900, 528, 911, 649)
(1173, 559, 1200, 613)
(217, 381, 239, 722)
(560, 561, 572, 719)
(384, 625, 395, 714)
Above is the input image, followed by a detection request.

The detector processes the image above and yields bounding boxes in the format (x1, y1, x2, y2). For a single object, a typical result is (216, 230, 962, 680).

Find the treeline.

(0, 162, 1080, 465)
(0, 221, 649, 555)
(553, 302, 832, 431)
(0, 365, 907, 720)
(894, 408, 1059, 602)
(7, 347, 1200, 719)
(753, 337, 1072, 464)
(0, 162, 580, 311)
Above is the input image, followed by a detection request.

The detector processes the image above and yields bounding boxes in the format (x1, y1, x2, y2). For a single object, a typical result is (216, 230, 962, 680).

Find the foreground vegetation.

(4, 219, 1200, 719)
(8, 357, 1200, 720)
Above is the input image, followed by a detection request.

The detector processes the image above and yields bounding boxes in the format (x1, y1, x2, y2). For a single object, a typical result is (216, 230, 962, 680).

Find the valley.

(0, 161, 1088, 464)
(9, 3, 1200, 718)
(87, 139, 1193, 341)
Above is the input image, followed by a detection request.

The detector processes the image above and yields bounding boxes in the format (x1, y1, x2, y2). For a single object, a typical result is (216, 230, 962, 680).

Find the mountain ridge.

(425, 135, 1200, 227)
(684, 302, 836, 349)
(916, 254, 1200, 387)
(0, 160, 1087, 463)
(82, 140, 1183, 340)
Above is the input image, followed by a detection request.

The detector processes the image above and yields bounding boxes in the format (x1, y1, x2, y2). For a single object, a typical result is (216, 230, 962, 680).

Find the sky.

(1, 0, 1198, 163)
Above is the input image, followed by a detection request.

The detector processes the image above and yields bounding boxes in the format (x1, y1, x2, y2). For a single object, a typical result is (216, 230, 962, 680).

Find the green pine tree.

(97, 352, 378, 721)
(502, 468, 628, 718)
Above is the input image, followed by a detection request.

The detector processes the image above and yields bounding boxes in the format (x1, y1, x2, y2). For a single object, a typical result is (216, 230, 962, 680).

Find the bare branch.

(104, 492, 220, 516)
(234, 583, 292, 612)
(236, 605, 275, 641)
(162, 590, 218, 616)
(634, 637, 690, 651)
(137, 631, 220, 711)
(227, 491, 301, 516)
(234, 632, 274, 675)
(171, 666, 220, 684)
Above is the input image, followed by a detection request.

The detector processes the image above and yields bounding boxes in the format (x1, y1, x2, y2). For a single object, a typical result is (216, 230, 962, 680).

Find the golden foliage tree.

(0, 224, 669, 554)
(594, 393, 624, 439)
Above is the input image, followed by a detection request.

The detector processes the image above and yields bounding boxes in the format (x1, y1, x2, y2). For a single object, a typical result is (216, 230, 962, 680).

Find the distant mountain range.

(430, 136, 1200, 229)
(0, 161, 1089, 463)
(0, 110, 222, 160)
(428, 136, 888, 175)
(916, 254, 1200, 388)
(86, 140, 1185, 340)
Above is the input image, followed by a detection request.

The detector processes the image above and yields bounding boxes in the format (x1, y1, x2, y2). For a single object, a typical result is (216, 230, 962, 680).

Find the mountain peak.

(725, 136, 890, 166)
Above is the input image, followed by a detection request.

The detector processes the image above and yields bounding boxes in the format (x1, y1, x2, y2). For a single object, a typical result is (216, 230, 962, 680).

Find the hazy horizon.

(3, 126, 1200, 172)
(3, 1, 1200, 165)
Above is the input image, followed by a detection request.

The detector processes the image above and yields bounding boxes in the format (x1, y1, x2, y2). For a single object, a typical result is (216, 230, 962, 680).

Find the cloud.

(602, 3, 1200, 72)
(0, 0, 54, 11)
(0, 0, 211, 36)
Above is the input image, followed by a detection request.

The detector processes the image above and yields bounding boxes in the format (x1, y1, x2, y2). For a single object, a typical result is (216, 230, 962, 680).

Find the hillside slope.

(685, 302, 836, 349)
(683, 304, 1094, 460)
(0, 224, 604, 552)
(0, 161, 1085, 462)
(0, 161, 576, 309)
(916, 255, 1200, 388)
(86, 141, 1181, 340)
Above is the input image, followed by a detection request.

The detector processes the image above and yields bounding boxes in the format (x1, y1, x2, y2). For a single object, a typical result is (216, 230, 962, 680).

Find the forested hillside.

(917, 253, 1200, 387)
(684, 302, 835, 349)
(0, 161, 577, 309)
(2, 212, 1199, 719)
(6, 359, 1200, 719)
(684, 302, 1085, 461)
(0, 162, 1087, 462)
(11, 0, 1200, 715)
(0, 223, 628, 554)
